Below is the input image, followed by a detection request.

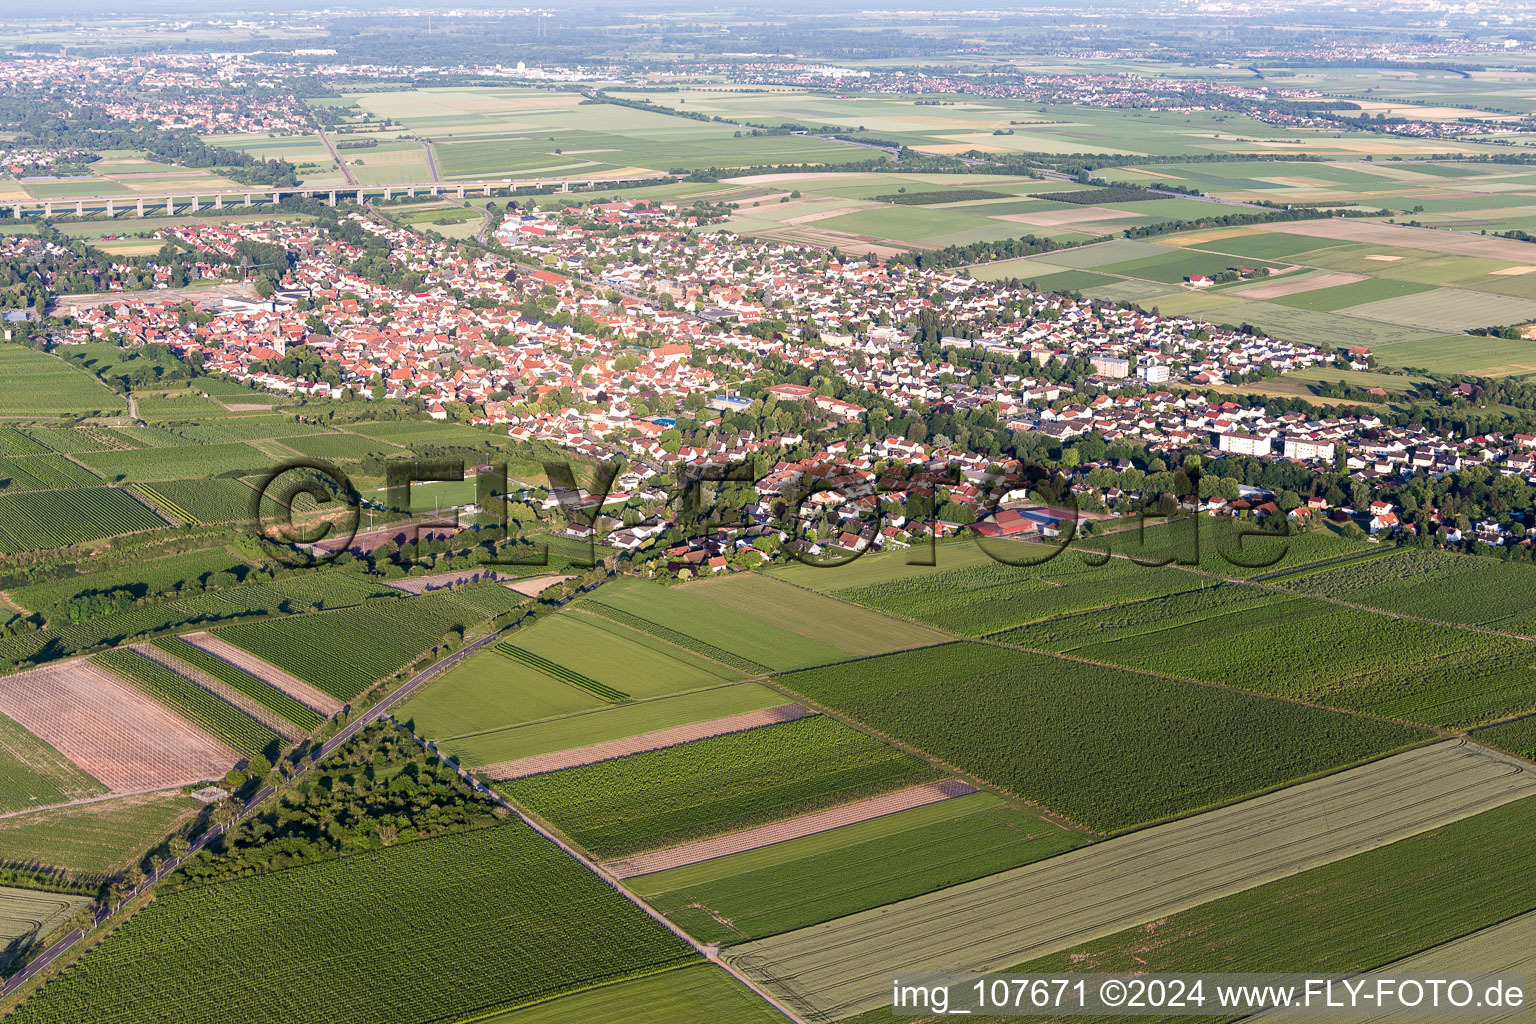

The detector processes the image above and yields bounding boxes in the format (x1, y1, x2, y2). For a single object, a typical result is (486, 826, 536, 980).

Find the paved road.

(422, 141, 442, 183)
(318, 130, 358, 187)
(0, 593, 556, 1000)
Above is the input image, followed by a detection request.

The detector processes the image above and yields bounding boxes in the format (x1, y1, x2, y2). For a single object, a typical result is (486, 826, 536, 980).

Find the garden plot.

(724, 740, 1536, 1021)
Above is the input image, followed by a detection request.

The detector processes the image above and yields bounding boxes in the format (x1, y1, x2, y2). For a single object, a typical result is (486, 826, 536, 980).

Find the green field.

(0, 713, 105, 813)
(631, 791, 1086, 944)
(0, 487, 165, 554)
(394, 642, 609, 743)
(0, 349, 125, 418)
(480, 964, 785, 1024)
(437, 682, 788, 769)
(0, 790, 200, 877)
(776, 643, 1428, 833)
(1002, 585, 1536, 729)
(514, 610, 745, 699)
(149, 635, 324, 731)
(1001, 793, 1536, 1023)
(0, 886, 91, 976)
(214, 585, 525, 701)
(505, 715, 941, 858)
(5, 824, 699, 1024)
(580, 574, 937, 673)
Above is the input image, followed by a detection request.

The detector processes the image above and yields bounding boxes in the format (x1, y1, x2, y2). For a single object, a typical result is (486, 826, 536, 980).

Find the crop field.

(1247, 909, 1536, 1024)
(0, 711, 105, 813)
(1003, 587, 1536, 729)
(830, 552, 1214, 636)
(149, 636, 324, 731)
(512, 610, 745, 699)
(631, 791, 1087, 944)
(0, 454, 102, 492)
(483, 963, 786, 1024)
(581, 575, 929, 672)
(280, 431, 398, 460)
(75, 442, 267, 483)
(0, 659, 239, 792)
(1474, 715, 1536, 761)
(0, 428, 48, 455)
(493, 642, 630, 702)
(395, 645, 606, 742)
(333, 88, 870, 179)
(5, 824, 699, 1024)
(725, 741, 1536, 1021)
(485, 705, 810, 782)
(0, 789, 201, 877)
(1005, 793, 1536, 1018)
(683, 574, 950, 656)
(0, 487, 166, 554)
(712, 173, 1202, 251)
(505, 715, 941, 859)
(175, 633, 342, 718)
(1276, 547, 1536, 634)
(0, 887, 91, 976)
(449, 682, 791, 770)
(776, 642, 1427, 832)
(987, 218, 1536, 374)
(0, 348, 125, 418)
(213, 585, 524, 701)
(96, 648, 280, 759)
(771, 521, 1360, 600)
(8, 548, 252, 617)
(132, 479, 273, 524)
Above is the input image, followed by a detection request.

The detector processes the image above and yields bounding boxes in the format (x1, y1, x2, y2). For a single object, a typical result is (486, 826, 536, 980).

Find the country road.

(0, 583, 583, 1001)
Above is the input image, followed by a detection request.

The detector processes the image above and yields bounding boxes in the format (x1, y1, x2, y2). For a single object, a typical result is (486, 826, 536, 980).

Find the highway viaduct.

(5, 172, 671, 221)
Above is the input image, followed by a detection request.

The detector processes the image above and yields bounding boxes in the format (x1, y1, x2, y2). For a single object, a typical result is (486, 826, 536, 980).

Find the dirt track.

(482, 704, 809, 781)
(180, 632, 343, 717)
(607, 779, 977, 879)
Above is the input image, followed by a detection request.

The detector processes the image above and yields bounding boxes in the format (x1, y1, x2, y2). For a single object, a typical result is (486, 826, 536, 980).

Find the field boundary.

(606, 779, 977, 879)
(481, 703, 811, 780)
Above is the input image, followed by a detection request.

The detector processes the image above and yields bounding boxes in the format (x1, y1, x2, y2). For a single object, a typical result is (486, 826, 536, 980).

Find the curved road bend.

(2, 585, 585, 1000)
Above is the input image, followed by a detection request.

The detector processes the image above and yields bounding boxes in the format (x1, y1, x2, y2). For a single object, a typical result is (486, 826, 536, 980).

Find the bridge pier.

(136, 198, 145, 217)
(43, 202, 51, 218)
(561, 181, 570, 193)
(106, 200, 114, 217)
(75, 200, 83, 217)
(456, 186, 465, 198)
(166, 196, 174, 216)
(329, 191, 336, 207)
(407, 187, 415, 198)
(271, 192, 280, 206)
(355, 189, 364, 204)
(244, 193, 252, 207)
(12, 205, 20, 221)
(190, 196, 199, 213)
(430, 185, 439, 197)
(213, 194, 223, 210)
